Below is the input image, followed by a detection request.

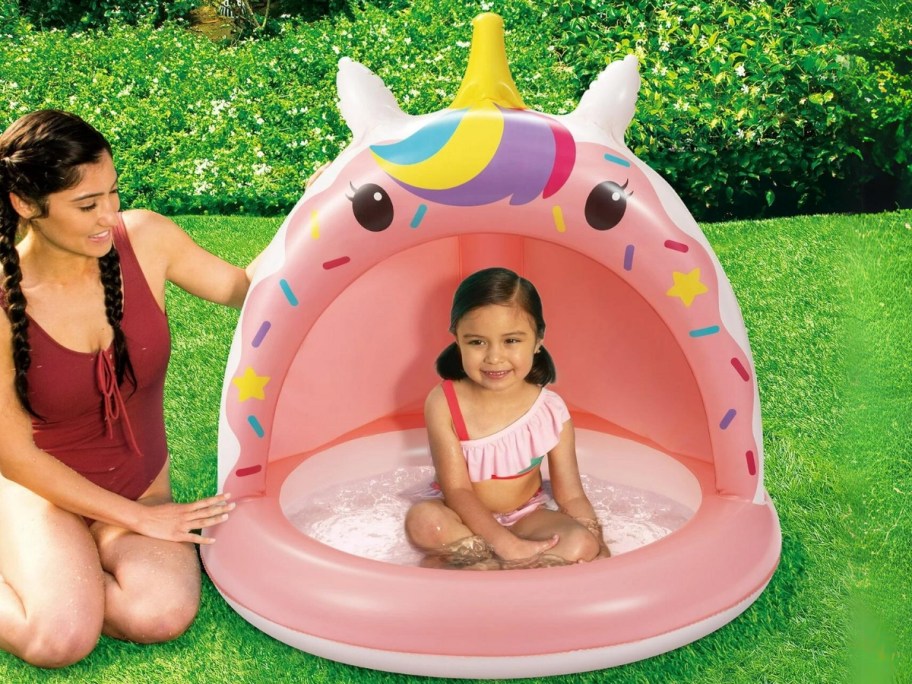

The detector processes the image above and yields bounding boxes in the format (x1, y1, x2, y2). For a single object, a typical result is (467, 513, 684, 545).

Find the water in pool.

(285, 466, 694, 565)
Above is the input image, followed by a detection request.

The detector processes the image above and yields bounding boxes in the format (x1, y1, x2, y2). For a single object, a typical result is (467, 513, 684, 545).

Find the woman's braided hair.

(0, 110, 134, 417)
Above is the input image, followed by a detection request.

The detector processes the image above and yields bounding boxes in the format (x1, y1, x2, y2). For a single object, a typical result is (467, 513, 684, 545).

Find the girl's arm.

(425, 386, 558, 561)
(548, 419, 611, 558)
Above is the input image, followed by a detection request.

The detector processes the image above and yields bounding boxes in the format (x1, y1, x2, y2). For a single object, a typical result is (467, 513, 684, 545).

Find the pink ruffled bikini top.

(441, 380, 570, 482)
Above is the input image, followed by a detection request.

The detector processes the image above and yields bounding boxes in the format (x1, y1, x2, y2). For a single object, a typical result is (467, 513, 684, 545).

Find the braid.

(0, 201, 38, 416)
(98, 247, 135, 388)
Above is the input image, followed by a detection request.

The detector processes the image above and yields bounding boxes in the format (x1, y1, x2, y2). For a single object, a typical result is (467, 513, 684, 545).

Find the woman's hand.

(134, 493, 235, 545)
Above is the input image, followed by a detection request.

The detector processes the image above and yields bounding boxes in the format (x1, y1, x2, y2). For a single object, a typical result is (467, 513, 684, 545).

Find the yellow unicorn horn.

(451, 13, 526, 110)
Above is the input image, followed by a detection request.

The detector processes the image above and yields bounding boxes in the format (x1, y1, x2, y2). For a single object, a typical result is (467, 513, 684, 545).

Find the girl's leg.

(405, 500, 494, 568)
(511, 509, 601, 564)
(89, 522, 201, 643)
(0, 477, 105, 668)
(405, 499, 471, 550)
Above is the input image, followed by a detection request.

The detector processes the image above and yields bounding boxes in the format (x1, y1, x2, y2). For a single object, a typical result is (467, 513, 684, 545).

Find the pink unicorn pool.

(202, 13, 781, 678)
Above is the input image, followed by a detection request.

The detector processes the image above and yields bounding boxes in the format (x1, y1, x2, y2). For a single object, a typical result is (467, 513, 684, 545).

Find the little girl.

(405, 267, 610, 569)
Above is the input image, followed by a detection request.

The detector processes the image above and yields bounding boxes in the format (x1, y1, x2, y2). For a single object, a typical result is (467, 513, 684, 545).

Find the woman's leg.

(90, 522, 201, 643)
(0, 477, 105, 668)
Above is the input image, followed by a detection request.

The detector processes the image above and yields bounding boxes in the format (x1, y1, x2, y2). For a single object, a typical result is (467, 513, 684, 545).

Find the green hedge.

(0, 0, 909, 219)
(7, 0, 196, 30)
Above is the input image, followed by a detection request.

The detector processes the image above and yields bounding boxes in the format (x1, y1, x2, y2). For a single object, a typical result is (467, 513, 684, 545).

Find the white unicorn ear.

(337, 57, 410, 141)
(567, 54, 641, 143)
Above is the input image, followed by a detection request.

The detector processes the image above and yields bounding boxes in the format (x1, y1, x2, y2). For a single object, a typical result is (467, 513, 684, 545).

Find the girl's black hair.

(435, 267, 557, 385)
(0, 110, 134, 417)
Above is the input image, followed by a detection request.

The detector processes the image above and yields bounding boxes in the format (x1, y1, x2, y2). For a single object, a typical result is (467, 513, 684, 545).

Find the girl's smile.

(455, 304, 541, 391)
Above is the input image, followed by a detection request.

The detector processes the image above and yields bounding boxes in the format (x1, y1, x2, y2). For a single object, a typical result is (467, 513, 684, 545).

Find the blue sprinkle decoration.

(604, 153, 631, 167)
(279, 279, 298, 306)
(411, 204, 428, 228)
(689, 325, 721, 338)
(247, 415, 265, 438)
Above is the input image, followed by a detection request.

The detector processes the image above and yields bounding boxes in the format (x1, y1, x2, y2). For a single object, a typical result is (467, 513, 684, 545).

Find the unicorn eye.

(349, 183, 394, 232)
(585, 180, 631, 231)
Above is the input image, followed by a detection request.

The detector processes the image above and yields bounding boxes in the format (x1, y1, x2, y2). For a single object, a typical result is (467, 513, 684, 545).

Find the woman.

(0, 110, 255, 667)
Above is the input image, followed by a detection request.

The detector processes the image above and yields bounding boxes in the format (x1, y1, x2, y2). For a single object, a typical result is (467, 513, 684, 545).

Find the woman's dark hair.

(0, 109, 133, 417)
(436, 267, 557, 385)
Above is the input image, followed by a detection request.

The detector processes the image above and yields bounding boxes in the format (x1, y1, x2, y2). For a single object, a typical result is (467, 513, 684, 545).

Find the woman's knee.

(114, 582, 201, 644)
(19, 613, 102, 668)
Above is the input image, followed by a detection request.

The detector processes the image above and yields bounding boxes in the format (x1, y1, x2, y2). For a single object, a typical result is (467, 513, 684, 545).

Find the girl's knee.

(405, 501, 457, 549)
(557, 526, 601, 563)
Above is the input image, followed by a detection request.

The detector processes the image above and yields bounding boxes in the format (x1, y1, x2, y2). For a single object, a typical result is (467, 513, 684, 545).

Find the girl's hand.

(134, 493, 235, 545)
(494, 534, 559, 563)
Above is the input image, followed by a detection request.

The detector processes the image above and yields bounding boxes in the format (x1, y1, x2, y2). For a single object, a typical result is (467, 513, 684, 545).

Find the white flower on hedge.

(194, 159, 215, 175)
(253, 163, 271, 177)
(193, 180, 213, 195)
(735, 65, 746, 77)
(660, 41, 670, 52)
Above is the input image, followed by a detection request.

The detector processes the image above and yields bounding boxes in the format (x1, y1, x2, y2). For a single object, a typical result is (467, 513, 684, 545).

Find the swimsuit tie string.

(95, 350, 140, 454)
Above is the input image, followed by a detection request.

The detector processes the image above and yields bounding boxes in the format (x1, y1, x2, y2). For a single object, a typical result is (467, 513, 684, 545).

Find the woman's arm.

(123, 209, 257, 310)
(547, 419, 611, 557)
(425, 386, 558, 561)
(0, 315, 232, 543)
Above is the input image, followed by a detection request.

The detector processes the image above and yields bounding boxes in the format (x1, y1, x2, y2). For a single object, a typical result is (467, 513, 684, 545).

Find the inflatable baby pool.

(201, 13, 781, 678)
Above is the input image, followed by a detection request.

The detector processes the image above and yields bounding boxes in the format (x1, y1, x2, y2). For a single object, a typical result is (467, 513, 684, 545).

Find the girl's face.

(17, 152, 120, 259)
(455, 303, 542, 392)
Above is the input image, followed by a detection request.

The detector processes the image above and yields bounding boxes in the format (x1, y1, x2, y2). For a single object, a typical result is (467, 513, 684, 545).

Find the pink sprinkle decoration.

(745, 450, 757, 476)
(236, 465, 262, 477)
(731, 357, 750, 381)
(664, 240, 689, 252)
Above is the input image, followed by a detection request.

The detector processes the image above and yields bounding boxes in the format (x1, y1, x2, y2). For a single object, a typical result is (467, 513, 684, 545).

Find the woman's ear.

(8, 192, 38, 220)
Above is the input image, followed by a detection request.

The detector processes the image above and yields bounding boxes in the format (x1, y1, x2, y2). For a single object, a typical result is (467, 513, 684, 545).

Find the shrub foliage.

(0, 0, 908, 219)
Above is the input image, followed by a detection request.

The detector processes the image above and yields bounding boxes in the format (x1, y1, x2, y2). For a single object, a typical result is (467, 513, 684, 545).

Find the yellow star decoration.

(232, 366, 270, 402)
(666, 268, 709, 307)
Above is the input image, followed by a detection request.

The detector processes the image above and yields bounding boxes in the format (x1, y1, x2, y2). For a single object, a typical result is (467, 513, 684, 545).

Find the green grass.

(1, 210, 909, 683)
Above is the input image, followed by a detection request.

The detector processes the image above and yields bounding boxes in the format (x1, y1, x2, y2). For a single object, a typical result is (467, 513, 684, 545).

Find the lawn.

(1, 209, 909, 683)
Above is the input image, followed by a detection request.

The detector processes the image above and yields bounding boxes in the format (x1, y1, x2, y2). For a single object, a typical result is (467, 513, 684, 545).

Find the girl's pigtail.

(527, 344, 557, 386)
(435, 341, 466, 380)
